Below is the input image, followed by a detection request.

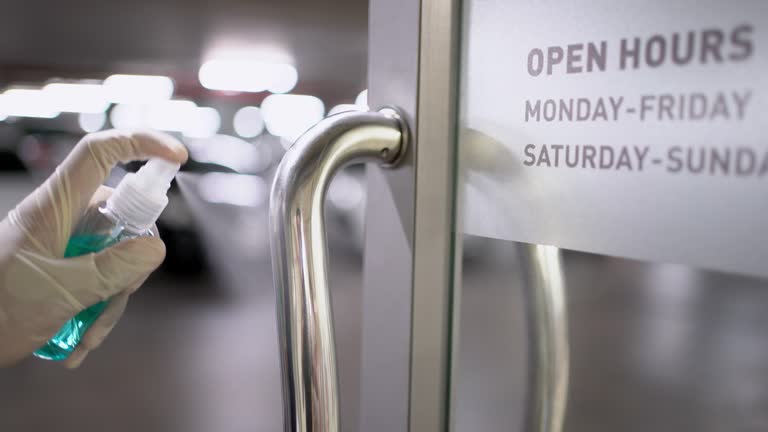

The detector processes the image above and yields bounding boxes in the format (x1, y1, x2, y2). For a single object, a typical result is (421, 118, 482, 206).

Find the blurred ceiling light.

(355, 89, 369, 109)
(0, 89, 60, 119)
(198, 172, 267, 207)
(328, 104, 364, 116)
(233, 106, 265, 138)
(262, 94, 324, 142)
(186, 134, 270, 173)
(103, 74, 174, 104)
(42, 83, 110, 114)
(112, 100, 220, 138)
(110, 103, 145, 129)
(198, 60, 298, 94)
(145, 101, 217, 137)
(141, 100, 191, 132)
(267, 63, 299, 93)
(182, 107, 222, 139)
(78, 112, 107, 133)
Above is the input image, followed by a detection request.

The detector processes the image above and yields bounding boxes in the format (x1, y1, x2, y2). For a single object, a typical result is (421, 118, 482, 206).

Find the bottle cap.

(107, 158, 181, 231)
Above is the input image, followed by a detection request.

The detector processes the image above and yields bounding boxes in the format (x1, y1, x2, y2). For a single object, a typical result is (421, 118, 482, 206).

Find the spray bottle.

(34, 159, 180, 361)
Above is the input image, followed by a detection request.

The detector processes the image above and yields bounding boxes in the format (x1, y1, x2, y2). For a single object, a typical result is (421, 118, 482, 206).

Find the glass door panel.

(451, 1, 768, 431)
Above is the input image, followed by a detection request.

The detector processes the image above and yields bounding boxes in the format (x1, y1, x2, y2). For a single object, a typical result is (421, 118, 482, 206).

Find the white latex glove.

(0, 130, 188, 368)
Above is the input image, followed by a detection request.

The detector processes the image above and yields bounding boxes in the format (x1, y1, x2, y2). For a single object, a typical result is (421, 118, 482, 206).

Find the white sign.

(460, 0, 768, 276)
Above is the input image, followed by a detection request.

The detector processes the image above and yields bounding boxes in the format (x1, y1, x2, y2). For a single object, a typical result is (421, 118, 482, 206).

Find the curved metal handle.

(269, 108, 409, 432)
(521, 244, 570, 432)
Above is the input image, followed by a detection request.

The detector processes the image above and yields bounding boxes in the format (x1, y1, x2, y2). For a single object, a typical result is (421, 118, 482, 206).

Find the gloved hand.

(0, 130, 188, 368)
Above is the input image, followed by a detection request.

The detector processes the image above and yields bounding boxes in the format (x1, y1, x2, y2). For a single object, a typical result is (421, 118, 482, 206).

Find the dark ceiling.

(0, 0, 369, 105)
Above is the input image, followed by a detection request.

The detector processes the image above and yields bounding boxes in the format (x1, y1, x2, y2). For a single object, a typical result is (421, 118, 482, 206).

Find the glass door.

(272, 0, 767, 431)
(450, 1, 768, 432)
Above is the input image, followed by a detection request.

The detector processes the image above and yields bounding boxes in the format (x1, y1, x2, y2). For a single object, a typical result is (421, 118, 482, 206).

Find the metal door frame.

(361, 0, 461, 431)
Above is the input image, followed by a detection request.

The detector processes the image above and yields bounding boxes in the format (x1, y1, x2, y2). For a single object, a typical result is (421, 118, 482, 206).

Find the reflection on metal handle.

(521, 244, 570, 432)
(270, 108, 408, 432)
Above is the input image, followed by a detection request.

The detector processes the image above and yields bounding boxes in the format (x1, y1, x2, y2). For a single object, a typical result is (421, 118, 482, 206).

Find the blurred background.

(0, 1, 370, 431)
(0, 1, 766, 432)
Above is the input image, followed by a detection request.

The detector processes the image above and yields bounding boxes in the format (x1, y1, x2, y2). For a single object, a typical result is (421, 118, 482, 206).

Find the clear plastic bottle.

(33, 159, 180, 361)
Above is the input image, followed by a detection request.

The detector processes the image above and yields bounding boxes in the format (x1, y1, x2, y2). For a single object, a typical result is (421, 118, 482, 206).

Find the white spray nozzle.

(107, 158, 181, 231)
(135, 158, 181, 194)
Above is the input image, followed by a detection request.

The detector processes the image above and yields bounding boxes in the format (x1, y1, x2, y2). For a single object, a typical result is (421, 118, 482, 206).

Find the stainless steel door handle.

(521, 244, 570, 432)
(269, 108, 409, 432)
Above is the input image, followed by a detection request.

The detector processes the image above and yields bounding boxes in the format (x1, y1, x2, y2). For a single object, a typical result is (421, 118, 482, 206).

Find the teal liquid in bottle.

(33, 158, 181, 361)
(33, 212, 146, 361)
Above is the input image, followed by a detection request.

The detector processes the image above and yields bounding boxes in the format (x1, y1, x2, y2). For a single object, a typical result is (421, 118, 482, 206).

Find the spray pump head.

(107, 158, 181, 231)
